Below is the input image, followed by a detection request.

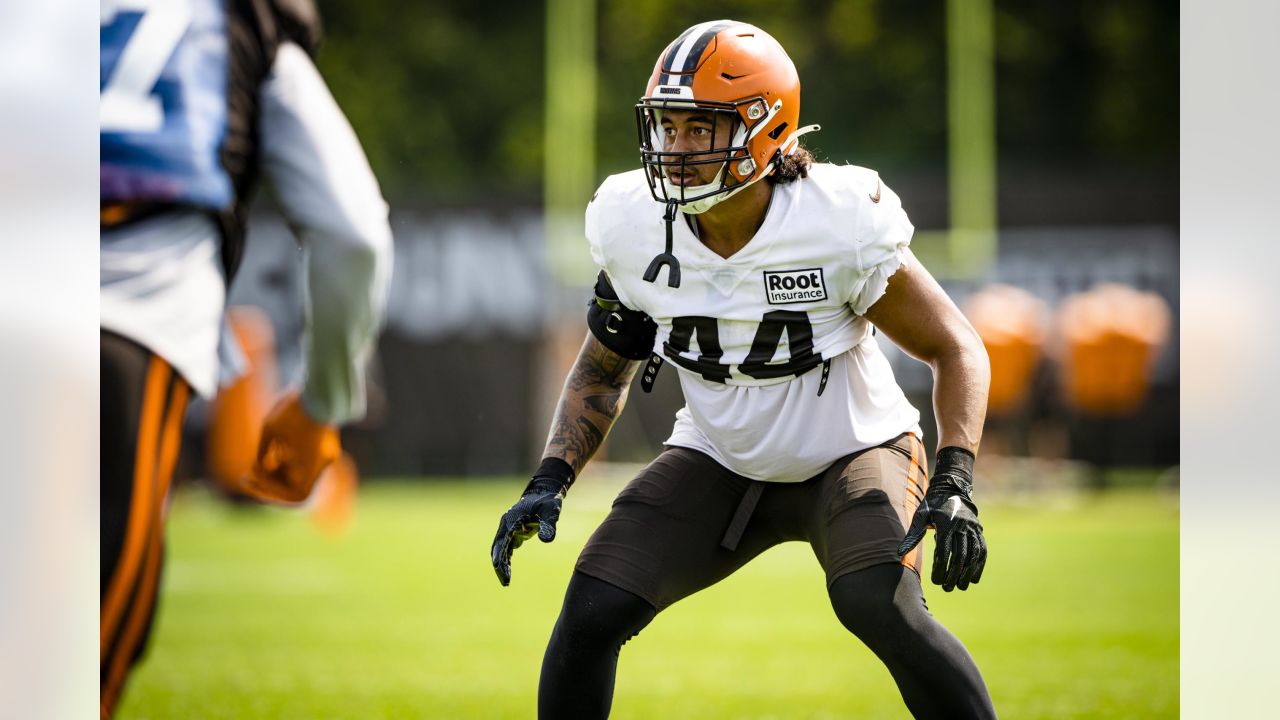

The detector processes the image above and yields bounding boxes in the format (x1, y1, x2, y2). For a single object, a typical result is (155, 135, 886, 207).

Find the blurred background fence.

(180, 0, 1178, 485)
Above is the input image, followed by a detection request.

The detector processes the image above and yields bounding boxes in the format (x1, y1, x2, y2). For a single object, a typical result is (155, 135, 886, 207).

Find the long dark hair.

(768, 144, 814, 185)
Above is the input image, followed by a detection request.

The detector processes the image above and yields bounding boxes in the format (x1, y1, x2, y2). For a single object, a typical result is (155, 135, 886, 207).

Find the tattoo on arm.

(544, 335, 641, 475)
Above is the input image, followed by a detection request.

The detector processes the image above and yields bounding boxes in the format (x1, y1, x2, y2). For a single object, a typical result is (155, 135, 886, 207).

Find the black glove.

(491, 458, 575, 587)
(897, 446, 987, 592)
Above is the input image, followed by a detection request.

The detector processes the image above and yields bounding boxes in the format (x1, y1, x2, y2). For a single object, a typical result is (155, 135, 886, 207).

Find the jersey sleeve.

(583, 175, 642, 310)
(258, 42, 393, 425)
(584, 182, 608, 271)
(847, 176, 914, 315)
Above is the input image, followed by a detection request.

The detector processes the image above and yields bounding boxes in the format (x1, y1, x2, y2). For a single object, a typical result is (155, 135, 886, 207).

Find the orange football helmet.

(636, 20, 818, 213)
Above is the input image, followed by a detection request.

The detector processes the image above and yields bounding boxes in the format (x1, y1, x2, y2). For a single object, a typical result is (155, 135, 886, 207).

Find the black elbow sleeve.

(586, 272, 657, 360)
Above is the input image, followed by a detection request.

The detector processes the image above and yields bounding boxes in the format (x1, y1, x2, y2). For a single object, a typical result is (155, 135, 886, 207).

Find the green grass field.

(122, 476, 1178, 719)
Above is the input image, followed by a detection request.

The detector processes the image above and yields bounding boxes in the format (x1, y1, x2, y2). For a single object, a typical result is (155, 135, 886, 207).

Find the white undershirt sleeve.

(258, 42, 393, 424)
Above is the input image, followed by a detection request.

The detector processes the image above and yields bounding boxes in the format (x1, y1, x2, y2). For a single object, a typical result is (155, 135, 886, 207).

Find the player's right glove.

(241, 391, 341, 504)
(898, 446, 987, 592)
(490, 458, 575, 587)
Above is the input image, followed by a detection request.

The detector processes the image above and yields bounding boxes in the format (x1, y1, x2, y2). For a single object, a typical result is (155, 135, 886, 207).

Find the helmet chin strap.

(643, 200, 683, 288)
(682, 121, 822, 215)
(665, 167, 757, 215)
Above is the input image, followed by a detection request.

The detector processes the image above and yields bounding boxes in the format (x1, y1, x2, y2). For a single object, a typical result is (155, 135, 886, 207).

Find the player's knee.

(549, 572, 656, 656)
(829, 563, 927, 641)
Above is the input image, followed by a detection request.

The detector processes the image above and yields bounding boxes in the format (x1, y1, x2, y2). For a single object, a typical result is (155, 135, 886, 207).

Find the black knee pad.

(550, 572, 657, 653)
(829, 563, 928, 637)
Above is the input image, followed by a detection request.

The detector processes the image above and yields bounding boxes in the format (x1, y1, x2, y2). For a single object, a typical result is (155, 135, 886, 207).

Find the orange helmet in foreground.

(636, 20, 819, 214)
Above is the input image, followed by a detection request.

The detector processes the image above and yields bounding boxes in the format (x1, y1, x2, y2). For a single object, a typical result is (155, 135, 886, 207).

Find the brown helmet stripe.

(659, 21, 735, 86)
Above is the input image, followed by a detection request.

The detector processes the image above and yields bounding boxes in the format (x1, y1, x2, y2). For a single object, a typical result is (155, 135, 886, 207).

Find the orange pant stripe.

(100, 356, 168, 662)
(101, 506, 165, 713)
(101, 369, 190, 716)
(154, 381, 189, 514)
(900, 435, 927, 572)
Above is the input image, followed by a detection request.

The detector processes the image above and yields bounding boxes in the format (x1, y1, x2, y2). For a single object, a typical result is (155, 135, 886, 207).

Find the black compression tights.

(829, 563, 996, 719)
(539, 566, 995, 719)
(538, 573, 657, 718)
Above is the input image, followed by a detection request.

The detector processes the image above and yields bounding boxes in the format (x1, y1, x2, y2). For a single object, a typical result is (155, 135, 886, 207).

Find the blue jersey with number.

(100, 0, 232, 209)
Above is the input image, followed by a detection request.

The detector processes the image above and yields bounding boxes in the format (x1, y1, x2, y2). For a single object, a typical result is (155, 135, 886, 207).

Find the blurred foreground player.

(492, 21, 995, 718)
(100, 0, 392, 715)
(207, 306, 362, 536)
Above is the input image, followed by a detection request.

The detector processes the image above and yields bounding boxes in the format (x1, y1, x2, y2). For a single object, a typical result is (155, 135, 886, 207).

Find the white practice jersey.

(586, 163, 922, 482)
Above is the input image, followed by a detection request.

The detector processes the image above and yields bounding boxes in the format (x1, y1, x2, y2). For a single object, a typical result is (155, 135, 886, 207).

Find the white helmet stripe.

(659, 20, 734, 86)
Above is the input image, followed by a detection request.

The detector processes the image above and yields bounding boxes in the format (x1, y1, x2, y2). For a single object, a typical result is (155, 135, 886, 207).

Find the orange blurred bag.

(1055, 284, 1171, 416)
(965, 284, 1049, 417)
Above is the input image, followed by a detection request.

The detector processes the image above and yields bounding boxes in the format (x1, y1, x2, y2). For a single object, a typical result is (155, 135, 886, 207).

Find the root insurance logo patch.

(763, 268, 828, 304)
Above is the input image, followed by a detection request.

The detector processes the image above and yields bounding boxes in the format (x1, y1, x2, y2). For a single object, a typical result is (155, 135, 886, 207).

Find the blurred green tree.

(315, 0, 546, 205)
(314, 0, 1175, 215)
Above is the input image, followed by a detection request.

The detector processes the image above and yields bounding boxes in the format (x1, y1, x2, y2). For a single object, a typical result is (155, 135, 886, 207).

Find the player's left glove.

(898, 446, 987, 592)
(241, 392, 341, 504)
(490, 458, 574, 587)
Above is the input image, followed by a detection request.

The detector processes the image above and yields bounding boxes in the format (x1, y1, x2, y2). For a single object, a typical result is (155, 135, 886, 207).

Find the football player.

(100, 0, 392, 715)
(492, 20, 995, 719)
